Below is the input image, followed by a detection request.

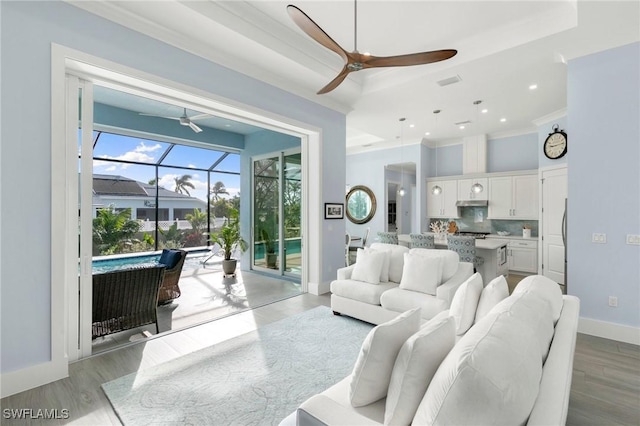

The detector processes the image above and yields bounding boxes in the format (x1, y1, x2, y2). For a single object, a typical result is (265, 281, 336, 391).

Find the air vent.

(455, 120, 472, 126)
(436, 75, 462, 87)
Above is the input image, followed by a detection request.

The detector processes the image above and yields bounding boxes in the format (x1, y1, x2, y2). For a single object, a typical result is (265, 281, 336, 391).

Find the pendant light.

(398, 117, 406, 197)
(431, 110, 442, 195)
(470, 100, 484, 195)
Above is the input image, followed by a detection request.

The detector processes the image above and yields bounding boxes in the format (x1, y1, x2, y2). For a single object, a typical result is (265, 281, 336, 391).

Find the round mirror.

(346, 185, 377, 224)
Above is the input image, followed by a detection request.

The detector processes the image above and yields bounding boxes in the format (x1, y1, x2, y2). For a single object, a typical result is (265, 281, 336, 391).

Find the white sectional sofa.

(331, 243, 474, 325)
(289, 275, 580, 426)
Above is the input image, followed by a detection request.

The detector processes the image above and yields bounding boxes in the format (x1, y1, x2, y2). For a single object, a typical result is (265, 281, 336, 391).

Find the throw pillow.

(512, 275, 563, 324)
(349, 308, 421, 407)
(158, 249, 181, 269)
(475, 275, 510, 323)
(385, 315, 456, 425)
(449, 272, 483, 335)
(360, 247, 391, 282)
(351, 249, 385, 284)
(399, 253, 442, 295)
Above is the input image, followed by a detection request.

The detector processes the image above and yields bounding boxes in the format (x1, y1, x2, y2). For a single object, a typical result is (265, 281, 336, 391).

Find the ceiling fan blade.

(188, 121, 203, 133)
(287, 5, 348, 62)
(138, 112, 180, 120)
(364, 49, 457, 68)
(317, 67, 352, 94)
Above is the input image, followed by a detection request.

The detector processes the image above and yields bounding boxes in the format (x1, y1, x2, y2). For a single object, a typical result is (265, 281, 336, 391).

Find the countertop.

(398, 234, 509, 250)
(486, 234, 539, 241)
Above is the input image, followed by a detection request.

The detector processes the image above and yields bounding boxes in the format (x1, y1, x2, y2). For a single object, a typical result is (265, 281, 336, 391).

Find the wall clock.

(544, 124, 568, 159)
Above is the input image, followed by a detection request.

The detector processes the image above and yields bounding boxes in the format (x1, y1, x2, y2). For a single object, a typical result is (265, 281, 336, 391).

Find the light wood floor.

(2, 291, 638, 425)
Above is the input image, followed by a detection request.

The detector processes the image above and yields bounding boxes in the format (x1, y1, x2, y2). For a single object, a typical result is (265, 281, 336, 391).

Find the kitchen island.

(398, 234, 509, 283)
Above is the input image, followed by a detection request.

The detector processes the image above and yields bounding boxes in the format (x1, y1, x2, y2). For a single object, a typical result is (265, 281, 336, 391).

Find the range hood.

(456, 200, 488, 207)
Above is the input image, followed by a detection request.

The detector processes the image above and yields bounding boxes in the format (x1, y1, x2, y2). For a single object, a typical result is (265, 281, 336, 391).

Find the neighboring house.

(92, 174, 207, 221)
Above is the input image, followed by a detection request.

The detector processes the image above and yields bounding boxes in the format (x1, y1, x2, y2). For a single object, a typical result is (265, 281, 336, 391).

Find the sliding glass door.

(252, 150, 301, 278)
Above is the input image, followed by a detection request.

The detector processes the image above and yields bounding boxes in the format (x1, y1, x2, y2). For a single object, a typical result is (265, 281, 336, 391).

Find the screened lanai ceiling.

(93, 85, 266, 136)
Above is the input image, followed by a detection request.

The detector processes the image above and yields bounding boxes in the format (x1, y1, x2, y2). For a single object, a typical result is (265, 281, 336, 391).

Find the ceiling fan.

(287, 1, 457, 94)
(138, 108, 209, 133)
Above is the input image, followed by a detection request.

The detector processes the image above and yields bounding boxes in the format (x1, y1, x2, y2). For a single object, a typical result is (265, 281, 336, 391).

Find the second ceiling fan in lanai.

(139, 108, 209, 133)
(287, 1, 458, 94)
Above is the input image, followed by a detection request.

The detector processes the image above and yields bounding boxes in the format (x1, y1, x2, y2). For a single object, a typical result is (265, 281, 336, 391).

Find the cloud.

(135, 142, 163, 153)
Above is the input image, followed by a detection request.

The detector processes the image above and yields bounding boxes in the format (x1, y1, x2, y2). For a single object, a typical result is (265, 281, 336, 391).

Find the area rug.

(102, 306, 374, 425)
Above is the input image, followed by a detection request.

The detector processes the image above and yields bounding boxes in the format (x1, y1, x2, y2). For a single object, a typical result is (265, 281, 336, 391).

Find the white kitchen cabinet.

(508, 239, 538, 273)
(427, 180, 459, 218)
(457, 178, 488, 201)
(488, 174, 538, 219)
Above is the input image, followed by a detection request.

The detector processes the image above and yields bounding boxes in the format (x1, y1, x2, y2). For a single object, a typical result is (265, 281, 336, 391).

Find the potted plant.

(259, 227, 278, 269)
(210, 208, 247, 276)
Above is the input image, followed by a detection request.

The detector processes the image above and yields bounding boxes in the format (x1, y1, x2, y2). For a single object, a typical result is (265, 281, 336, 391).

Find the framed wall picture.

(324, 203, 344, 219)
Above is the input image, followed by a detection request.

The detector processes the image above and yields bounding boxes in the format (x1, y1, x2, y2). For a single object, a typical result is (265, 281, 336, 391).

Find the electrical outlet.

(608, 296, 618, 307)
(592, 233, 607, 243)
(626, 234, 640, 245)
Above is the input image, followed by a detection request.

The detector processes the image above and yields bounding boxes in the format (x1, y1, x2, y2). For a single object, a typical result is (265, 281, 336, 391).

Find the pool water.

(92, 250, 211, 274)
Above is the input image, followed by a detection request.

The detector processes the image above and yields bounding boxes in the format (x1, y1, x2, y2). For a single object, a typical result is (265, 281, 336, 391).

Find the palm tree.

(210, 181, 229, 202)
(174, 174, 195, 196)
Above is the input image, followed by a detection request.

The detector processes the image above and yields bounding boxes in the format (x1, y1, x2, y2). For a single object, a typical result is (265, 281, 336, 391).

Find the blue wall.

(427, 144, 463, 177)
(567, 42, 640, 328)
(487, 133, 538, 172)
(0, 0, 345, 374)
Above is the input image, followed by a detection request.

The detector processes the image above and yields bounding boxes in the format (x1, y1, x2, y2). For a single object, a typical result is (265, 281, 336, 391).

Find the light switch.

(627, 234, 640, 245)
(592, 233, 607, 243)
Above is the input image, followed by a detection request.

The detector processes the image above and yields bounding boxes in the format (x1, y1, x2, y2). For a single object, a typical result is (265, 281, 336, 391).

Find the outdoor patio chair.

(92, 264, 165, 339)
(157, 249, 187, 304)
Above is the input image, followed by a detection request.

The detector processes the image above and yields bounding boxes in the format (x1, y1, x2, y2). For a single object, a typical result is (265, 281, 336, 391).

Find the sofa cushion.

(331, 280, 398, 305)
(413, 302, 547, 426)
(448, 272, 483, 335)
(475, 275, 510, 323)
(512, 275, 563, 324)
(488, 291, 555, 363)
(370, 243, 409, 283)
(409, 248, 460, 282)
(349, 308, 421, 407)
(380, 287, 448, 320)
(385, 315, 455, 425)
(351, 248, 386, 284)
(359, 247, 391, 283)
(399, 253, 442, 295)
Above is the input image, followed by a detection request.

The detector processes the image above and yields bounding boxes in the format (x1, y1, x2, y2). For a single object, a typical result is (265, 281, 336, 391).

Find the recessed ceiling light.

(224, 124, 231, 127)
(425, 132, 431, 136)
(481, 109, 488, 114)
(529, 84, 538, 90)
(459, 125, 465, 130)
(363, 52, 371, 56)
(409, 124, 415, 128)
(500, 118, 507, 122)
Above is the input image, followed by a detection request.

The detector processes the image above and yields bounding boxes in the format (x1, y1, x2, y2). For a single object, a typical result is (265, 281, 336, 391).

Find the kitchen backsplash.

(429, 207, 539, 237)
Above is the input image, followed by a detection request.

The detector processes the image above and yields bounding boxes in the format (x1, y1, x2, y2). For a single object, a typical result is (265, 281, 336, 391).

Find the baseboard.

(308, 281, 331, 295)
(578, 317, 640, 345)
(1, 358, 68, 398)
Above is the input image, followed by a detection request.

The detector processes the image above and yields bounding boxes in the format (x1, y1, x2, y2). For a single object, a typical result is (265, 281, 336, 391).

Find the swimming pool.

(92, 249, 210, 274)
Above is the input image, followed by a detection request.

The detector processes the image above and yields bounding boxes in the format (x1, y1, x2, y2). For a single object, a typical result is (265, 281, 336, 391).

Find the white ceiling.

(72, 0, 639, 153)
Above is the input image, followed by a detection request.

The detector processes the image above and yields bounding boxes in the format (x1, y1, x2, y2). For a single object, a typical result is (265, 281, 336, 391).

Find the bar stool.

(447, 235, 484, 272)
(409, 233, 435, 249)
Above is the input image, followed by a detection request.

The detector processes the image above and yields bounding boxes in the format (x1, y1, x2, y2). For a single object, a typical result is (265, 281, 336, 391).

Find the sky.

(89, 131, 241, 202)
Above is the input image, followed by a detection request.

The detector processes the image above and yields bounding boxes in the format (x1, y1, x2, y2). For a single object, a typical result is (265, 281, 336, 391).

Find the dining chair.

(345, 232, 352, 266)
(348, 227, 370, 261)
(409, 233, 435, 249)
(377, 231, 398, 244)
(447, 235, 484, 271)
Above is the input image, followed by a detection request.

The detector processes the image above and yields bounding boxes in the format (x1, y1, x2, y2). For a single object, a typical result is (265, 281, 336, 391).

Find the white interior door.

(541, 167, 567, 284)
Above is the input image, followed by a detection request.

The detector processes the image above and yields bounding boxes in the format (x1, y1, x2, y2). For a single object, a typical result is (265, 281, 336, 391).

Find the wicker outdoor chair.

(157, 249, 187, 304)
(92, 264, 166, 339)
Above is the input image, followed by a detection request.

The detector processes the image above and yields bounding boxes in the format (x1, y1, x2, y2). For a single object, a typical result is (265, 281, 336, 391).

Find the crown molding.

(532, 108, 567, 127)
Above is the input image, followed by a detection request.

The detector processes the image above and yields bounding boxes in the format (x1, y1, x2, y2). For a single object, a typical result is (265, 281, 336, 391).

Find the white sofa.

(331, 243, 474, 324)
(289, 275, 580, 426)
